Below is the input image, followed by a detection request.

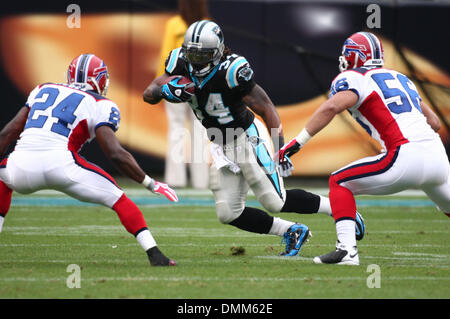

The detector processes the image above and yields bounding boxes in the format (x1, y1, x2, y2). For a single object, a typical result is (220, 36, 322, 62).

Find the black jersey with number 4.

(164, 47, 256, 144)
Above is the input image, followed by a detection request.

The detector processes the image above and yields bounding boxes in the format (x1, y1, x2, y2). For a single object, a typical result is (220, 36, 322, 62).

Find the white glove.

(277, 156, 294, 177)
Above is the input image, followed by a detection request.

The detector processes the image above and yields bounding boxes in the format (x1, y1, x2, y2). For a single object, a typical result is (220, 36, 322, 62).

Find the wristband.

(141, 175, 155, 189)
(296, 128, 312, 146)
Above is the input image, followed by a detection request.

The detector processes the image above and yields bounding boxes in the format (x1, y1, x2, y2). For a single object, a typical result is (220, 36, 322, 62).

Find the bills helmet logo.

(339, 32, 384, 73)
(343, 39, 367, 61)
(67, 54, 110, 96)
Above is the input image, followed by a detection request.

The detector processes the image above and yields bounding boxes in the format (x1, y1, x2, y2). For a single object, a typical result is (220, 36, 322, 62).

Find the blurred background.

(1, 0, 449, 184)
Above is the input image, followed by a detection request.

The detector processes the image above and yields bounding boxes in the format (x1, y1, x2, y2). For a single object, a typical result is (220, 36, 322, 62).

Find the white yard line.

(0, 275, 448, 282)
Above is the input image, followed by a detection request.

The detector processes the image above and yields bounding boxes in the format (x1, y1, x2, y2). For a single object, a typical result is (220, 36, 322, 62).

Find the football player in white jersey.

(276, 32, 449, 265)
(0, 54, 178, 266)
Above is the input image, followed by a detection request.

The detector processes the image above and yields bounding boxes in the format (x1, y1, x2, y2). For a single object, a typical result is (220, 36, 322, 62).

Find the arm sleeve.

(329, 71, 363, 103)
(25, 85, 41, 108)
(93, 100, 121, 135)
(225, 57, 256, 95)
(164, 48, 186, 76)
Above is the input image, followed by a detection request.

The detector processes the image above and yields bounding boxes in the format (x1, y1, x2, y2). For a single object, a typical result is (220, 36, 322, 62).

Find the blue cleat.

(280, 223, 311, 256)
(355, 211, 366, 241)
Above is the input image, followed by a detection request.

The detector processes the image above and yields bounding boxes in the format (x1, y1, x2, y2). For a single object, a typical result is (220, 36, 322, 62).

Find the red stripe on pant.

(112, 194, 148, 236)
(71, 151, 120, 188)
(329, 147, 399, 222)
(0, 157, 7, 168)
(0, 181, 12, 217)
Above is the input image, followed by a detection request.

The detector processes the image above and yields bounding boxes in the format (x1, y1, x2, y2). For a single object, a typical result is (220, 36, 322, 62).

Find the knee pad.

(258, 192, 284, 213)
(215, 201, 239, 224)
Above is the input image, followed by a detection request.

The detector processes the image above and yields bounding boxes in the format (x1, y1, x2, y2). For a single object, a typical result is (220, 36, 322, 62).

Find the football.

(165, 75, 195, 94)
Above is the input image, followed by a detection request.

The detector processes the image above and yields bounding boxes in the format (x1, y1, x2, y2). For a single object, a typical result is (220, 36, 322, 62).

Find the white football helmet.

(182, 20, 225, 77)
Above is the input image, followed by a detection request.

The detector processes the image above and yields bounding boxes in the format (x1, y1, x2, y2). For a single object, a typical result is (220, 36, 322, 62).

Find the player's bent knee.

(259, 192, 284, 213)
(215, 201, 242, 224)
(329, 174, 338, 188)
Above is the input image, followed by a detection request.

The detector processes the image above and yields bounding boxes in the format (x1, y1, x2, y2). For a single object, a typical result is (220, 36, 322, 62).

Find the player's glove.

(274, 138, 302, 178)
(277, 156, 294, 178)
(160, 76, 194, 103)
(142, 176, 179, 202)
(151, 181, 179, 202)
(275, 138, 302, 164)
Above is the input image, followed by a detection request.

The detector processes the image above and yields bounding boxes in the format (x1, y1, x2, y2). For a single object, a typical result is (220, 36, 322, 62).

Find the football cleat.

(146, 246, 177, 266)
(355, 211, 366, 241)
(313, 241, 359, 266)
(280, 223, 311, 256)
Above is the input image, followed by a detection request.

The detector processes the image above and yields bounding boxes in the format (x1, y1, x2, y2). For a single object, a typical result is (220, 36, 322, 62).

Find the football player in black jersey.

(143, 20, 364, 256)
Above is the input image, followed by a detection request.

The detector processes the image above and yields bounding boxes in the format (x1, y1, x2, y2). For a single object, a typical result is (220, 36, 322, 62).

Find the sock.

(280, 189, 320, 213)
(318, 195, 332, 216)
(329, 175, 357, 222)
(0, 215, 4, 233)
(336, 219, 356, 248)
(112, 194, 148, 236)
(229, 207, 274, 234)
(135, 228, 157, 251)
(269, 217, 295, 236)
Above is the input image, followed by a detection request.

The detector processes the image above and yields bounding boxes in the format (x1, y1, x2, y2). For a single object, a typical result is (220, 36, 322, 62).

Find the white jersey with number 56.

(329, 66, 439, 151)
(16, 83, 121, 153)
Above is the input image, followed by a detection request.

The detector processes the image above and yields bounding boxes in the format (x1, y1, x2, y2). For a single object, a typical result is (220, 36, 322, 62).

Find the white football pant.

(209, 118, 287, 223)
(0, 150, 124, 208)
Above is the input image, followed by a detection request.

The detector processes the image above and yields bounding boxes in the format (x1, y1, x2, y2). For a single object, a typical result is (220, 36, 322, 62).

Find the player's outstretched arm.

(142, 73, 171, 104)
(305, 90, 358, 137)
(276, 90, 358, 163)
(420, 101, 441, 132)
(243, 84, 285, 151)
(0, 106, 29, 157)
(96, 126, 178, 202)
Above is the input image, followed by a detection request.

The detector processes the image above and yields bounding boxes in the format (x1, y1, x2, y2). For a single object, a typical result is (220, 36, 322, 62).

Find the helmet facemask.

(338, 55, 349, 73)
(182, 42, 224, 77)
(182, 20, 225, 77)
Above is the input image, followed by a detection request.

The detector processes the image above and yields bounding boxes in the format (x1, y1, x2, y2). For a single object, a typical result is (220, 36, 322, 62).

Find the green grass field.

(0, 187, 449, 300)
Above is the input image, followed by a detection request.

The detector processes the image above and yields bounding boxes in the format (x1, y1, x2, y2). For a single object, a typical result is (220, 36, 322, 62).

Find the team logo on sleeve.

(238, 66, 253, 82)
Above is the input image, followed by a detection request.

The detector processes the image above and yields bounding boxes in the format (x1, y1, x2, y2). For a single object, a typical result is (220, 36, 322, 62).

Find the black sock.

(280, 189, 320, 214)
(229, 207, 274, 234)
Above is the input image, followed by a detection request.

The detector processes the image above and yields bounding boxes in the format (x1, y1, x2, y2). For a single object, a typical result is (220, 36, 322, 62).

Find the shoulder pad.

(85, 90, 110, 101)
(225, 55, 252, 89)
(165, 48, 183, 74)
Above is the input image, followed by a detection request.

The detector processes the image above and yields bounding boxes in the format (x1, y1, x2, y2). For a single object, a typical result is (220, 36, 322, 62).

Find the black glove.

(160, 76, 194, 103)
